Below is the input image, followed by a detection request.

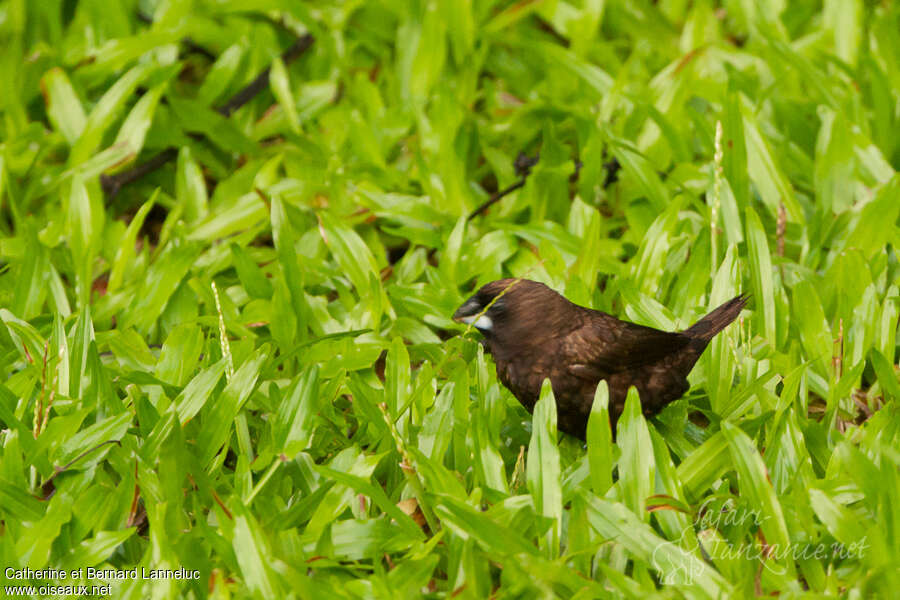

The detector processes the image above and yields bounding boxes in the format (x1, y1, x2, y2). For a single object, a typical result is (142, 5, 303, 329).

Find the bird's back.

(456, 279, 747, 439)
(554, 296, 747, 438)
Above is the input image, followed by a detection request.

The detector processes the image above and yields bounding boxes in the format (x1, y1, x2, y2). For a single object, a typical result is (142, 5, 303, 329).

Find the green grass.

(1, 1, 899, 598)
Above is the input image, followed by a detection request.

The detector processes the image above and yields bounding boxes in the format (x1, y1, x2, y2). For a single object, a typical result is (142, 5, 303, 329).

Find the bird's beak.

(453, 298, 484, 323)
(453, 298, 494, 331)
(452, 299, 481, 324)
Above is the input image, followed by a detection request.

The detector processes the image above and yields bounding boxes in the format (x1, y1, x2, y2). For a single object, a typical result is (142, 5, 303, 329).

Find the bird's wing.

(563, 312, 691, 380)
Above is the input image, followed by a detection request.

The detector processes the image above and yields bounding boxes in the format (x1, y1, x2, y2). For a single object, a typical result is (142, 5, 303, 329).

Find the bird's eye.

(476, 294, 502, 313)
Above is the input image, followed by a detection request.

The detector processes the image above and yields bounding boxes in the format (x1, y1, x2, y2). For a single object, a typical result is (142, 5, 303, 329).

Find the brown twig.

(34, 341, 50, 438)
(101, 34, 315, 199)
(126, 462, 145, 529)
(466, 153, 618, 221)
(467, 178, 528, 221)
(38, 440, 122, 500)
(101, 148, 178, 199)
(217, 34, 314, 117)
(832, 318, 844, 379)
(467, 152, 538, 220)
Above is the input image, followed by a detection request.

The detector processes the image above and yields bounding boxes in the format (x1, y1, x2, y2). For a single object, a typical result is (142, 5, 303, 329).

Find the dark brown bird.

(453, 279, 747, 439)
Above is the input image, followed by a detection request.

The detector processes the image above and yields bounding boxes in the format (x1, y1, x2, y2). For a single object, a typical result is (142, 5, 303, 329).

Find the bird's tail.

(685, 294, 748, 341)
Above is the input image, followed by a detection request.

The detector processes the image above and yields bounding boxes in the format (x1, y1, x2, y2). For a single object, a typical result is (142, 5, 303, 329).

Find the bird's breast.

(492, 344, 559, 412)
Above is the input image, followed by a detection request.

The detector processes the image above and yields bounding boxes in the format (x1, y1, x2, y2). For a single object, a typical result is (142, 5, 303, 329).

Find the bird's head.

(453, 278, 576, 347)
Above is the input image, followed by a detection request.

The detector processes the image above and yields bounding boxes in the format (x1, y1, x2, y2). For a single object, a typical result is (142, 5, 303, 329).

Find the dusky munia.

(453, 279, 747, 439)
